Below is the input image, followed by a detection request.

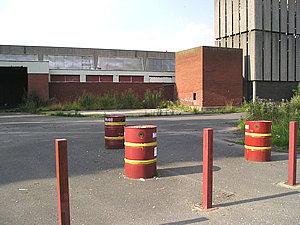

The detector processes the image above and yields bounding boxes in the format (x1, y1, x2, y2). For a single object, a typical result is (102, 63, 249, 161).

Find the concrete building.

(215, 0, 300, 101)
(0, 45, 175, 106)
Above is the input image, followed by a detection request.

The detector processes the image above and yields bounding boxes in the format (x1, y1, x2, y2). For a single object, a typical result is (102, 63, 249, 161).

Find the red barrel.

(104, 115, 126, 149)
(245, 120, 272, 162)
(124, 125, 157, 179)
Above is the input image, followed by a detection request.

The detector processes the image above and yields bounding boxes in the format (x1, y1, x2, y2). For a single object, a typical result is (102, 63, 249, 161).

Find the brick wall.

(175, 47, 204, 106)
(175, 46, 242, 108)
(202, 47, 242, 107)
(28, 74, 49, 99)
(49, 82, 174, 103)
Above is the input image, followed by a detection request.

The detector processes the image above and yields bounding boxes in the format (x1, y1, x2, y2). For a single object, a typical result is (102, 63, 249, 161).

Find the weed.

(142, 89, 162, 109)
(239, 96, 300, 151)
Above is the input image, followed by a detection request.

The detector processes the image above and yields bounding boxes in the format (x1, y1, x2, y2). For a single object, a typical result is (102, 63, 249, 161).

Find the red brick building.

(175, 46, 243, 109)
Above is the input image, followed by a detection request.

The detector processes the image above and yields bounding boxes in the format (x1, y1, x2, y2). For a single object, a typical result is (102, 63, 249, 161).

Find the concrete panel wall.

(215, 0, 220, 39)
(272, 33, 280, 81)
(280, 34, 288, 81)
(215, 0, 300, 84)
(296, 37, 300, 81)
(263, 0, 271, 31)
(240, 0, 247, 33)
(288, 37, 296, 81)
(220, 0, 226, 37)
(288, 0, 295, 34)
(297, 1, 300, 34)
(233, 35, 240, 48)
(272, 0, 280, 32)
(215, 40, 221, 47)
(226, 0, 233, 36)
(255, 31, 263, 80)
(264, 32, 272, 80)
(221, 38, 227, 47)
(233, 0, 240, 34)
(248, 0, 263, 31)
(227, 36, 233, 48)
(280, 0, 287, 33)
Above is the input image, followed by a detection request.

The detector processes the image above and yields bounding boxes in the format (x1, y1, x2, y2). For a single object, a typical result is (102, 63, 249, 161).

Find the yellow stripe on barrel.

(124, 141, 157, 147)
(245, 132, 271, 137)
(105, 136, 124, 140)
(124, 158, 157, 165)
(105, 122, 126, 126)
(244, 145, 271, 150)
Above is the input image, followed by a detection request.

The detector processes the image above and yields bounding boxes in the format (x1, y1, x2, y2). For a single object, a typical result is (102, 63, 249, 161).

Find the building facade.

(215, 0, 300, 100)
(0, 45, 175, 106)
(175, 46, 243, 109)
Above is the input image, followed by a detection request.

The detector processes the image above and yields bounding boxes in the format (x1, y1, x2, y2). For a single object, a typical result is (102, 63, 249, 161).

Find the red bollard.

(55, 139, 70, 225)
(201, 128, 218, 211)
(286, 122, 298, 186)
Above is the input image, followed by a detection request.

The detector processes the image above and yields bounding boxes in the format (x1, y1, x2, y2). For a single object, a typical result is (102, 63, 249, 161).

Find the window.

(51, 75, 80, 82)
(86, 75, 113, 82)
(119, 76, 144, 83)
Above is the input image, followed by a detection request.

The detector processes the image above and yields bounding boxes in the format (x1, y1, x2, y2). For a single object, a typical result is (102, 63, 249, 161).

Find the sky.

(0, 0, 214, 52)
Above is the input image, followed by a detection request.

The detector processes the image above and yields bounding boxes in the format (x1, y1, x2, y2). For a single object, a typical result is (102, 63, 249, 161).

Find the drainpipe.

(252, 81, 256, 102)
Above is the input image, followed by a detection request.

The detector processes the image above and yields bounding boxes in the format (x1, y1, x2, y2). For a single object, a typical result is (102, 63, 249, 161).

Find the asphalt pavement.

(0, 111, 299, 225)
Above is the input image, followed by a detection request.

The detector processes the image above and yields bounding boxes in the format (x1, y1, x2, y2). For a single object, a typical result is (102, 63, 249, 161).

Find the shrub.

(78, 92, 97, 109)
(21, 90, 54, 113)
(142, 89, 162, 109)
(98, 92, 120, 109)
(119, 89, 140, 109)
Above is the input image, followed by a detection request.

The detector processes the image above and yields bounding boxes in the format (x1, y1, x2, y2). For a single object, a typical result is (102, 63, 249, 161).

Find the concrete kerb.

(45, 108, 193, 116)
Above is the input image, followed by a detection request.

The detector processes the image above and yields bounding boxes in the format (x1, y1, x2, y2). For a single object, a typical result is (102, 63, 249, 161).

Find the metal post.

(55, 139, 70, 225)
(287, 122, 298, 186)
(201, 128, 217, 210)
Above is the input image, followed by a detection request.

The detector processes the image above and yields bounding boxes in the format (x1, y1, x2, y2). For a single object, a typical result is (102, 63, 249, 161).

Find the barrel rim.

(246, 120, 272, 123)
(125, 125, 157, 129)
(105, 115, 126, 118)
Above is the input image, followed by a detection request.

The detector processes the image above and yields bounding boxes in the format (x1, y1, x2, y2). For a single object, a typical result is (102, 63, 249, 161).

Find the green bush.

(98, 92, 120, 109)
(78, 92, 97, 109)
(120, 89, 140, 109)
(142, 89, 162, 109)
(21, 90, 54, 113)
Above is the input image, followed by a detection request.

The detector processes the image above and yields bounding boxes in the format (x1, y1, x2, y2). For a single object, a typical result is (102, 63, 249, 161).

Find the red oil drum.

(124, 125, 157, 179)
(245, 120, 272, 162)
(104, 115, 126, 149)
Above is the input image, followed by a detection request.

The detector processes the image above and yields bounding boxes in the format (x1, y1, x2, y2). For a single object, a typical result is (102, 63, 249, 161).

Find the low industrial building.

(0, 45, 175, 106)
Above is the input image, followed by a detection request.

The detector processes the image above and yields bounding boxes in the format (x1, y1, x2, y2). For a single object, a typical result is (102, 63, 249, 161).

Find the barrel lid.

(246, 120, 272, 123)
(126, 125, 157, 129)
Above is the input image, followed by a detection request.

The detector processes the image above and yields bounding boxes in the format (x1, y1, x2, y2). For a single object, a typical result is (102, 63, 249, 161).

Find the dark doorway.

(0, 67, 28, 107)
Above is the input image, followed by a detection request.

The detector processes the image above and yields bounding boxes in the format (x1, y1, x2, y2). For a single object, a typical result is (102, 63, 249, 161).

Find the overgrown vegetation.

(15, 90, 244, 116)
(20, 91, 55, 113)
(21, 89, 164, 112)
(239, 91, 300, 151)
